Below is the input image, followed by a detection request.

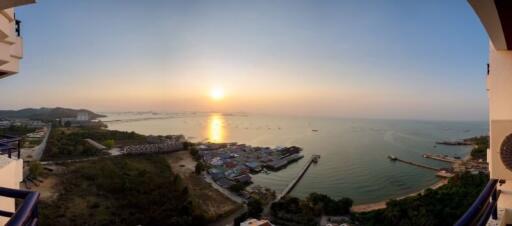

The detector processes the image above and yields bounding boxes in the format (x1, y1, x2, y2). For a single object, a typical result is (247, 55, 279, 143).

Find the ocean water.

(103, 112, 487, 204)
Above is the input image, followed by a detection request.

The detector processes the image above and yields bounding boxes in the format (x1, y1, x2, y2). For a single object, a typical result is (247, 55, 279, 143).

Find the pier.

(423, 153, 460, 163)
(389, 156, 440, 171)
(275, 154, 320, 201)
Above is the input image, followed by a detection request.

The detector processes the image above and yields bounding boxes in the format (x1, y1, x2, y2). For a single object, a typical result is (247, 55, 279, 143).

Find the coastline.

(352, 143, 479, 213)
(351, 178, 448, 213)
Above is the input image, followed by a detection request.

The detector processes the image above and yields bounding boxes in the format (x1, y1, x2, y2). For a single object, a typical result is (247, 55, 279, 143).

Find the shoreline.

(352, 146, 477, 213)
(351, 178, 449, 213)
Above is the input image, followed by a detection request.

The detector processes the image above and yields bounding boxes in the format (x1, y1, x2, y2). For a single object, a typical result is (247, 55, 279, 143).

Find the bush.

(229, 183, 245, 193)
(247, 198, 263, 218)
(195, 161, 205, 175)
(103, 139, 115, 149)
(28, 161, 43, 178)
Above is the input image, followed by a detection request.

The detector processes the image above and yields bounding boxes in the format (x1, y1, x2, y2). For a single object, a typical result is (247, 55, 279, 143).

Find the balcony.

(0, 187, 39, 226)
(0, 135, 22, 159)
(0, 9, 22, 78)
(455, 179, 499, 226)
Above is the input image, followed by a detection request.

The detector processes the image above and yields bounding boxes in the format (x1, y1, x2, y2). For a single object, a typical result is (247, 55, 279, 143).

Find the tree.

(190, 148, 200, 160)
(64, 121, 72, 127)
(336, 197, 353, 215)
(195, 162, 204, 175)
(183, 142, 193, 150)
(104, 139, 115, 149)
(229, 183, 245, 193)
(247, 198, 263, 218)
(29, 161, 43, 178)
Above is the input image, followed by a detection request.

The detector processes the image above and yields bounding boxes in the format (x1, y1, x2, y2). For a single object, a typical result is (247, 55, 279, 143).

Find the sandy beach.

(351, 178, 449, 212)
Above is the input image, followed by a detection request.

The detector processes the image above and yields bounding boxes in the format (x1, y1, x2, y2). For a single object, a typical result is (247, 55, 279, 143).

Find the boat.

(312, 129, 319, 132)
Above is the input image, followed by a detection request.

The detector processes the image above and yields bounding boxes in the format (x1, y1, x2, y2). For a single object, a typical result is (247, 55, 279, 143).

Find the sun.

(210, 87, 225, 101)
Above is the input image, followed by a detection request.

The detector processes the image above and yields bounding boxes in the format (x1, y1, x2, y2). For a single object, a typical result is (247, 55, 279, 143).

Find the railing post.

(492, 187, 498, 220)
(17, 140, 21, 159)
(15, 19, 21, 37)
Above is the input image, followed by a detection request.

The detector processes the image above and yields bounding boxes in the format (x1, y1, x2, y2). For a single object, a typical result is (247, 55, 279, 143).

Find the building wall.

(0, 156, 23, 225)
(488, 41, 512, 181)
(0, 7, 22, 79)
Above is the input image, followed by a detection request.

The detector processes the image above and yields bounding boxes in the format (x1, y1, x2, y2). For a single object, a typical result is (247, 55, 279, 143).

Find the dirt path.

(165, 151, 242, 222)
(21, 175, 59, 201)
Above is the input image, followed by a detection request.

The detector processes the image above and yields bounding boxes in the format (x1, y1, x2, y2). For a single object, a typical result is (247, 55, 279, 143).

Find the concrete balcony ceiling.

(470, 0, 512, 50)
(0, 0, 35, 11)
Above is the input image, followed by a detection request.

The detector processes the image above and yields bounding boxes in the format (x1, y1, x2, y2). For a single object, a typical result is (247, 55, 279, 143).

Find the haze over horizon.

(0, 0, 489, 121)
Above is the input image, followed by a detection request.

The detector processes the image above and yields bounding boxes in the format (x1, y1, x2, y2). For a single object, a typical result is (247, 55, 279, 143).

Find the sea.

(102, 112, 487, 204)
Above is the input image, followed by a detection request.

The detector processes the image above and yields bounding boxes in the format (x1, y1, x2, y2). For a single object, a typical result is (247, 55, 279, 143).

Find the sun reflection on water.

(207, 113, 225, 143)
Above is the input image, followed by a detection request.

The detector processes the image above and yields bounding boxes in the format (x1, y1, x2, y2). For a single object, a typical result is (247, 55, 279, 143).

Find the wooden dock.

(392, 157, 440, 171)
(275, 155, 320, 201)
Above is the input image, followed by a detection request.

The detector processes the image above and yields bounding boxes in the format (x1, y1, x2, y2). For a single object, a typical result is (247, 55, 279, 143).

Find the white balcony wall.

(0, 10, 13, 40)
(0, 8, 21, 78)
(0, 156, 23, 225)
(0, 41, 10, 66)
(10, 36, 22, 59)
(0, 58, 20, 75)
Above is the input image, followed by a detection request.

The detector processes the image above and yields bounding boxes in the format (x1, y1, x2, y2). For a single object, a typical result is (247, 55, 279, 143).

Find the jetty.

(423, 153, 460, 163)
(388, 155, 439, 171)
(275, 154, 320, 201)
(435, 140, 472, 146)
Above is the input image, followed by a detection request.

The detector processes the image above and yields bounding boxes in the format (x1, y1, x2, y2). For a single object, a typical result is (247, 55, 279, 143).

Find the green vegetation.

(190, 147, 200, 160)
(0, 125, 36, 136)
(357, 172, 489, 226)
(228, 183, 246, 193)
(467, 136, 489, 161)
(247, 198, 264, 218)
(28, 161, 43, 178)
(270, 193, 354, 226)
(39, 155, 206, 226)
(195, 161, 205, 175)
(42, 127, 146, 160)
(103, 139, 115, 149)
(0, 107, 105, 121)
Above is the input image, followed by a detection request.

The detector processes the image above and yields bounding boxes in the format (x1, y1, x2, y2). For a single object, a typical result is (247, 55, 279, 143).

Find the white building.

(76, 111, 89, 121)
(462, 0, 512, 225)
(0, 1, 36, 225)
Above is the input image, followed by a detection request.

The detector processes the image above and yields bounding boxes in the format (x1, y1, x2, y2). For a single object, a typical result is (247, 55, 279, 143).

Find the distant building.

(60, 111, 105, 127)
(76, 111, 89, 121)
(240, 218, 273, 226)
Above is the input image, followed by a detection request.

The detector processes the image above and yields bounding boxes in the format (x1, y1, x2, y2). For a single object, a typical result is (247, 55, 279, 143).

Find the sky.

(0, 0, 490, 121)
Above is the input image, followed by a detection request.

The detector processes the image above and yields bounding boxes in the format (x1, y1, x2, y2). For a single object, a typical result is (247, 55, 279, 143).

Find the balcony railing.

(14, 13, 21, 37)
(0, 187, 39, 226)
(15, 19, 21, 37)
(0, 135, 22, 159)
(454, 179, 499, 226)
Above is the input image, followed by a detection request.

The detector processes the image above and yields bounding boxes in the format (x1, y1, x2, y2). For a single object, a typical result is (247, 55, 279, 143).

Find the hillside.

(0, 107, 105, 121)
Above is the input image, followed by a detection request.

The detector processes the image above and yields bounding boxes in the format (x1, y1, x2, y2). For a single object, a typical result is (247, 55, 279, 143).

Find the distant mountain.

(0, 107, 105, 121)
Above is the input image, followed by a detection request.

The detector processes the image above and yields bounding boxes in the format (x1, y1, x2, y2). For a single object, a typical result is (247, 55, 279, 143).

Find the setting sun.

(210, 87, 225, 101)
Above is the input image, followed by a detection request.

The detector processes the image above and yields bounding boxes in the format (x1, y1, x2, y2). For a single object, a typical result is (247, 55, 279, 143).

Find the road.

(203, 173, 245, 204)
(203, 173, 247, 226)
(20, 124, 51, 161)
